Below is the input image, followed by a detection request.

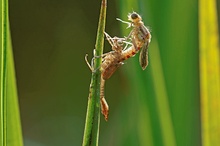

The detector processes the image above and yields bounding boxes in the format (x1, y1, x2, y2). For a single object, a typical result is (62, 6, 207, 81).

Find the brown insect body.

(129, 12, 151, 70)
(87, 12, 152, 121)
(100, 33, 140, 120)
(133, 26, 151, 70)
(101, 41, 139, 80)
(100, 35, 124, 121)
(101, 51, 123, 80)
(118, 12, 151, 70)
(121, 40, 139, 60)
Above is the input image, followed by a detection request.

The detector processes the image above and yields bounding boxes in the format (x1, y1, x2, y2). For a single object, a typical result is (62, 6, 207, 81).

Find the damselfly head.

(128, 12, 142, 23)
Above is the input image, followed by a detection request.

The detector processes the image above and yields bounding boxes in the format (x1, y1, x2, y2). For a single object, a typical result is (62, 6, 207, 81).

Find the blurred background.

(8, 0, 219, 145)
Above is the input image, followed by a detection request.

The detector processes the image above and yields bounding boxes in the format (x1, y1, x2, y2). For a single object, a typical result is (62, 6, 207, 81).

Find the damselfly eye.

(131, 13, 138, 19)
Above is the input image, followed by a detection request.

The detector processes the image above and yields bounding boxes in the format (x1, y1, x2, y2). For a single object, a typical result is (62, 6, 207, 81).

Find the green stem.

(1, 0, 8, 145)
(82, 0, 107, 146)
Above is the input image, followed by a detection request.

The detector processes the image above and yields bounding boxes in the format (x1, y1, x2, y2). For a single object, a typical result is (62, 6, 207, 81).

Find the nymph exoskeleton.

(86, 32, 140, 121)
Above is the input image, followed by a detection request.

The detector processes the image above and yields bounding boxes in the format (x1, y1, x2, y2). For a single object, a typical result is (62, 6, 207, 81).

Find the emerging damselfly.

(117, 12, 151, 70)
(85, 11, 151, 120)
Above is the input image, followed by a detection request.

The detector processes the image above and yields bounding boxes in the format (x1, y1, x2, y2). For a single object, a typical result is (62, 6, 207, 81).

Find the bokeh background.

(7, 0, 219, 145)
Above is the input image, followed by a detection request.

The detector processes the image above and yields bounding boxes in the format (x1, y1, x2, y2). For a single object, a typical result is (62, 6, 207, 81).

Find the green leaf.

(199, 0, 220, 145)
(118, 0, 200, 146)
(1, 0, 23, 145)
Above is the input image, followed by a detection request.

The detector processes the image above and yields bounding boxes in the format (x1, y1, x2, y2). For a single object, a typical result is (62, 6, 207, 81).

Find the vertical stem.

(199, 0, 220, 145)
(150, 40, 176, 146)
(1, 0, 8, 145)
(82, 0, 107, 146)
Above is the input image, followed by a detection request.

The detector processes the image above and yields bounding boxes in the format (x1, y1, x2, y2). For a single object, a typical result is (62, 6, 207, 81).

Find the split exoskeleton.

(100, 32, 139, 121)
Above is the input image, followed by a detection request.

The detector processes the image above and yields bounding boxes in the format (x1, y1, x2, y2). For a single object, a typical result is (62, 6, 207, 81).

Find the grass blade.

(6, 33, 23, 146)
(199, 0, 220, 145)
(117, 0, 176, 145)
(150, 40, 176, 146)
(118, 0, 200, 145)
(1, 0, 23, 145)
(1, 0, 8, 145)
(82, 0, 107, 145)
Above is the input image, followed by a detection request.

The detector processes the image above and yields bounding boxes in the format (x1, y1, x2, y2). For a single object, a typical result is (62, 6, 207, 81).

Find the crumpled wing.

(139, 43, 149, 70)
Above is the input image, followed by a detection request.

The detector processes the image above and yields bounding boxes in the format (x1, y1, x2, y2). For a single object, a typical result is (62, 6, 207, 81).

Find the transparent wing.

(139, 42, 149, 70)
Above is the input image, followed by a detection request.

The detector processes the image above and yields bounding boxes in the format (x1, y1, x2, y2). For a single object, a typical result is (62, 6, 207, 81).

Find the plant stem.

(82, 0, 107, 146)
(199, 0, 220, 145)
(1, 0, 8, 145)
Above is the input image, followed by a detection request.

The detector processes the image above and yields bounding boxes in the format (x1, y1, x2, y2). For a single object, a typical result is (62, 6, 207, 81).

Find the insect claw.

(92, 66, 101, 73)
(85, 54, 102, 73)
(85, 54, 94, 71)
(93, 49, 102, 58)
(93, 55, 101, 58)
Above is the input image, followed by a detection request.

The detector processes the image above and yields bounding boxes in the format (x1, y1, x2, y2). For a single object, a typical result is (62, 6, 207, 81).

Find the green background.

(8, 0, 209, 145)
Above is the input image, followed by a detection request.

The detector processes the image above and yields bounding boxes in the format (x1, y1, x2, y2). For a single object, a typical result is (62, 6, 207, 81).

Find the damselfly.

(117, 12, 151, 70)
